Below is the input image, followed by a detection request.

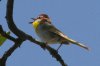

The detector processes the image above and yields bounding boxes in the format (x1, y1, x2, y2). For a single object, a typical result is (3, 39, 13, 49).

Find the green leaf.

(0, 31, 10, 46)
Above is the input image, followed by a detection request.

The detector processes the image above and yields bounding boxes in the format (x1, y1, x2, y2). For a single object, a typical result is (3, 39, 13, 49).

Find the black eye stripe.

(38, 16, 44, 19)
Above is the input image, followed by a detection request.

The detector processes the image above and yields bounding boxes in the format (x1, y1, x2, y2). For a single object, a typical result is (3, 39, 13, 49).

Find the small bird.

(30, 14, 89, 51)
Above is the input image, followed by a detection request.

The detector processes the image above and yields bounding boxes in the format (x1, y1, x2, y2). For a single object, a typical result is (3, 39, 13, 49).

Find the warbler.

(30, 14, 89, 51)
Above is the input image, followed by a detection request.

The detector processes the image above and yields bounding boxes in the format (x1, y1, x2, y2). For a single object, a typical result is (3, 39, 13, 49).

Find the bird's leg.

(56, 43, 63, 51)
(45, 38, 63, 51)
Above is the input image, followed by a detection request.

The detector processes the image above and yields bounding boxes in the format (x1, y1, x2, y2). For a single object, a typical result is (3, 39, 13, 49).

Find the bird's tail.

(65, 37, 90, 51)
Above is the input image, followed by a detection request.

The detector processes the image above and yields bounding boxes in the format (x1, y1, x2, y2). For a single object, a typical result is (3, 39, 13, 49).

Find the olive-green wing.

(44, 23, 89, 50)
(44, 23, 71, 40)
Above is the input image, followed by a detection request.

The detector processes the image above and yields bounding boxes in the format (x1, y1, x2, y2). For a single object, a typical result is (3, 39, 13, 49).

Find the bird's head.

(37, 14, 49, 19)
(29, 14, 51, 24)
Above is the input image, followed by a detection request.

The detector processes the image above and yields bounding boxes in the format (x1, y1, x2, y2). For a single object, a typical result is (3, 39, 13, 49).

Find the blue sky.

(0, 0, 100, 66)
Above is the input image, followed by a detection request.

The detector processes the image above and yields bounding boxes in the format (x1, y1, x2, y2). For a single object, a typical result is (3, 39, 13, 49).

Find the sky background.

(0, 0, 100, 66)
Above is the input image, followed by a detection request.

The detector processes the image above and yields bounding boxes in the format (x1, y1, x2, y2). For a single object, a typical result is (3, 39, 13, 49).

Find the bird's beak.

(29, 18, 36, 24)
(29, 22, 33, 24)
(31, 18, 36, 20)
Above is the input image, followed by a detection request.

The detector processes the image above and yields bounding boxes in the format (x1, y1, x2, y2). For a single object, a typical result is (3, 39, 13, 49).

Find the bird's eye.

(38, 16, 44, 19)
(38, 16, 40, 19)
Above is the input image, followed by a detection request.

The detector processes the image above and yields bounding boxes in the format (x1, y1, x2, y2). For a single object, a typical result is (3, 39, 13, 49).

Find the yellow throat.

(32, 19, 41, 30)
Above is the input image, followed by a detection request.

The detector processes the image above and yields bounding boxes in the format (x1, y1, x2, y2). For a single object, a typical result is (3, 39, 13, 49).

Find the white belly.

(36, 26, 59, 44)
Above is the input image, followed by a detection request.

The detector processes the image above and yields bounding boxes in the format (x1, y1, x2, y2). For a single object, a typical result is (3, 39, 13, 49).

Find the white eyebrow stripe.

(35, 19, 41, 22)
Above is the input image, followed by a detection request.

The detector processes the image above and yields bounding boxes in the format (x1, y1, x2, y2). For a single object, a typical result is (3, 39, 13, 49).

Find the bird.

(29, 14, 89, 51)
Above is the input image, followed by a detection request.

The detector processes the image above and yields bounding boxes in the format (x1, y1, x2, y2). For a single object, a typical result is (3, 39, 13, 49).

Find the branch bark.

(0, 0, 67, 66)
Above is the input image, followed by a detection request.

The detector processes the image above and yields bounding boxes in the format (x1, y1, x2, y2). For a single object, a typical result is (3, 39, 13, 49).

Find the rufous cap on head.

(39, 14, 49, 18)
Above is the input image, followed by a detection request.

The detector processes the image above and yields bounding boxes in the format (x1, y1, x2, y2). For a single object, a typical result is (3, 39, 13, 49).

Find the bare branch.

(5, 0, 27, 40)
(0, 38, 23, 66)
(27, 35, 67, 66)
(0, 0, 68, 66)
